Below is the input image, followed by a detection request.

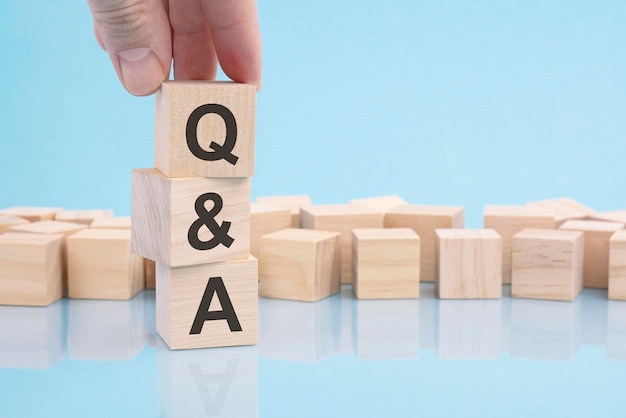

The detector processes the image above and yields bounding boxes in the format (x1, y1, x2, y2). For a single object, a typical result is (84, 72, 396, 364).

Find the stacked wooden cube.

(131, 81, 258, 350)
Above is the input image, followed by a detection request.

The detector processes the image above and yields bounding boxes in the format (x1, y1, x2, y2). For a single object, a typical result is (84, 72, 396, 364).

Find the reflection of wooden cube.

(250, 203, 291, 259)
(259, 228, 340, 302)
(256, 195, 311, 228)
(67, 229, 144, 300)
(55, 209, 113, 225)
(525, 197, 595, 225)
(0, 215, 28, 233)
(512, 229, 584, 301)
(349, 195, 406, 213)
(435, 229, 502, 299)
(0, 206, 61, 222)
(0, 232, 64, 306)
(352, 228, 420, 299)
(609, 230, 626, 300)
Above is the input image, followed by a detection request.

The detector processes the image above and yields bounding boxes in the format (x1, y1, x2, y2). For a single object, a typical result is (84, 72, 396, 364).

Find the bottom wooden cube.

(157, 256, 258, 350)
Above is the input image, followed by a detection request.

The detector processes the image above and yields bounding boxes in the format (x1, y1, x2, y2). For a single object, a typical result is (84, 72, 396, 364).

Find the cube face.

(609, 230, 626, 300)
(525, 197, 596, 225)
(249, 203, 291, 259)
(54, 209, 113, 225)
(511, 229, 584, 301)
(349, 195, 407, 213)
(352, 228, 420, 299)
(0, 206, 62, 222)
(90, 217, 132, 229)
(0, 215, 29, 233)
(256, 195, 312, 228)
(435, 229, 502, 299)
(131, 168, 251, 267)
(155, 81, 255, 178)
(157, 256, 258, 350)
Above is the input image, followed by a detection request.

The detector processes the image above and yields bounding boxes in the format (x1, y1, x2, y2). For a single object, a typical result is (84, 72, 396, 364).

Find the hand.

(87, 0, 262, 96)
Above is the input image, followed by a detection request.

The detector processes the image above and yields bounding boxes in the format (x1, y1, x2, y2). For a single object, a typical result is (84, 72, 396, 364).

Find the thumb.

(88, 0, 171, 96)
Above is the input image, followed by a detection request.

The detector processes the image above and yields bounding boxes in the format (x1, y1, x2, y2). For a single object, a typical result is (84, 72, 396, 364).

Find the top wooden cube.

(155, 81, 256, 178)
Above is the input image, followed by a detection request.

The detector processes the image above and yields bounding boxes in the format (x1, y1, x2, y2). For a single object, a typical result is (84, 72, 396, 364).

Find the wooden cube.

(511, 228, 584, 301)
(55, 209, 113, 225)
(352, 228, 420, 299)
(0, 215, 28, 233)
(483, 205, 555, 284)
(525, 197, 596, 225)
(155, 81, 255, 178)
(349, 195, 407, 213)
(256, 195, 311, 228)
(559, 220, 625, 288)
(145, 259, 156, 290)
(0, 232, 64, 306)
(67, 229, 144, 300)
(259, 228, 340, 302)
(300, 205, 383, 284)
(589, 210, 626, 224)
(609, 229, 626, 300)
(89, 216, 131, 229)
(0, 206, 62, 222)
(131, 168, 250, 267)
(156, 256, 258, 350)
(250, 203, 291, 259)
(385, 204, 464, 282)
(435, 229, 502, 299)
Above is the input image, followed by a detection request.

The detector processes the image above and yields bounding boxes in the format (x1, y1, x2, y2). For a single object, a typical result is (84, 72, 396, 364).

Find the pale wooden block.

(300, 205, 383, 284)
(67, 229, 144, 300)
(385, 204, 464, 282)
(0, 232, 64, 306)
(352, 228, 420, 299)
(435, 229, 502, 299)
(349, 195, 407, 213)
(609, 229, 626, 300)
(145, 259, 156, 290)
(0, 206, 62, 222)
(590, 210, 626, 224)
(259, 228, 340, 301)
(0, 215, 29, 233)
(250, 203, 291, 259)
(483, 205, 555, 285)
(511, 228, 584, 301)
(55, 209, 113, 225)
(157, 256, 258, 350)
(256, 195, 311, 228)
(559, 219, 625, 288)
(131, 168, 250, 267)
(155, 81, 255, 178)
(525, 197, 596, 225)
(90, 216, 132, 229)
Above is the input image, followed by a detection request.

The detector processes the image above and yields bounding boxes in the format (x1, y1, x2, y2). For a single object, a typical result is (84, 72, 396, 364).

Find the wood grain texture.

(525, 197, 596, 225)
(435, 229, 502, 299)
(131, 168, 250, 267)
(250, 203, 291, 259)
(385, 204, 464, 282)
(511, 228, 584, 301)
(54, 209, 113, 225)
(352, 228, 420, 299)
(67, 229, 144, 300)
(256, 195, 312, 228)
(0, 207, 62, 222)
(300, 204, 383, 284)
(156, 256, 258, 350)
(0, 216, 29, 234)
(609, 229, 626, 301)
(349, 195, 407, 213)
(0, 232, 64, 306)
(483, 205, 555, 284)
(259, 228, 340, 302)
(559, 220, 625, 289)
(155, 81, 255, 178)
(90, 217, 132, 229)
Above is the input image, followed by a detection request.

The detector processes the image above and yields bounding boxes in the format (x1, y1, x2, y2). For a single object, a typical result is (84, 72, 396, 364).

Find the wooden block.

(0, 215, 29, 233)
(259, 228, 340, 302)
(156, 256, 258, 350)
(609, 229, 626, 300)
(590, 210, 626, 224)
(385, 204, 464, 282)
(250, 203, 291, 259)
(352, 228, 420, 299)
(145, 259, 156, 290)
(67, 229, 144, 300)
(131, 168, 250, 267)
(483, 205, 556, 284)
(155, 81, 255, 178)
(300, 205, 383, 284)
(0, 232, 64, 306)
(90, 216, 132, 229)
(0, 206, 62, 222)
(559, 220, 625, 288)
(256, 195, 311, 228)
(349, 195, 407, 213)
(525, 197, 596, 225)
(511, 228, 584, 301)
(55, 209, 113, 225)
(435, 229, 502, 299)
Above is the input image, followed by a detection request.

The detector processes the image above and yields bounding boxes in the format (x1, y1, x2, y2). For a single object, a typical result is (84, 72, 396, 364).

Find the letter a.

(190, 277, 242, 335)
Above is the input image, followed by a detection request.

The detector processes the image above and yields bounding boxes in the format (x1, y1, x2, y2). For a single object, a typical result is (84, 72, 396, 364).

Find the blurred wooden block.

(0, 232, 64, 306)
(385, 204, 464, 282)
(155, 81, 255, 178)
(483, 205, 555, 284)
(256, 195, 311, 228)
(300, 204, 383, 284)
(559, 220, 625, 289)
(349, 195, 407, 213)
(157, 256, 258, 350)
(145, 259, 156, 290)
(67, 229, 144, 300)
(259, 228, 340, 302)
(609, 230, 626, 300)
(511, 229, 584, 301)
(590, 210, 626, 224)
(435, 229, 502, 299)
(0, 206, 61, 222)
(352, 228, 420, 299)
(525, 197, 595, 225)
(250, 203, 291, 259)
(55, 209, 113, 225)
(0, 215, 29, 233)
(131, 168, 250, 267)
(90, 217, 132, 229)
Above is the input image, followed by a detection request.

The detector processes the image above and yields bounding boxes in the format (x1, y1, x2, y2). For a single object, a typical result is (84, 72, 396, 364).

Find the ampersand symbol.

(186, 104, 239, 165)
(188, 192, 235, 251)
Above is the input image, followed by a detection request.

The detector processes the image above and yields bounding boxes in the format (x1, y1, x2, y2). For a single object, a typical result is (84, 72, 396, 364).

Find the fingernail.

(118, 47, 164, 96)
